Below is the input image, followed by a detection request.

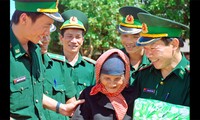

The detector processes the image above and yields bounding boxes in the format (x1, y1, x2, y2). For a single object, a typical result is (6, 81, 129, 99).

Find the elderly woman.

(71, 48, 137, 120)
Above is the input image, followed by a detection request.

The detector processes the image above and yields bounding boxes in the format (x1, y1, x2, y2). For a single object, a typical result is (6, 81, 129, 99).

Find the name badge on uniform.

(13, 76, 26, 84)
(143, 88, 155, 94)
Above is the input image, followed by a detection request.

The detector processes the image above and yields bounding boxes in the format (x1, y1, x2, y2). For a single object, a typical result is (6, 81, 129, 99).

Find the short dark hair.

(11, 10, 43, 25)
(161, 37, 184, 47)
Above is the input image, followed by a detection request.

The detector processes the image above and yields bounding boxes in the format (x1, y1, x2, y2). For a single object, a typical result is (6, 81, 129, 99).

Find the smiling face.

(100, 74, 125, 93)
(120, 33, 143, 54)
(60, 28, 84, 55)
(143, 39, 174, 69)
(22, 14, 54, 44)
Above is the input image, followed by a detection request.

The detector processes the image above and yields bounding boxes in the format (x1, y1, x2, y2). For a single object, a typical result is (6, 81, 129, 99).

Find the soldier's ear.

(20, 13, 28, 25)
(171, 38, 179, 50)
(59, 33, 63, 45)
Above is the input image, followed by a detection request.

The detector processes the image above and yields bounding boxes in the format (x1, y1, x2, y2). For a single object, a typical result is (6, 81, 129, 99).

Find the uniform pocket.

(52, 84, 66, 93)
(10, 76, 30, 93)
(10, 77, 32, 111)
(77, 78, 91, 87)
(52, 84, 66, 102)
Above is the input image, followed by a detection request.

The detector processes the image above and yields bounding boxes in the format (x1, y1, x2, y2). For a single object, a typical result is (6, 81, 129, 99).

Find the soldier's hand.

(59, 99, 85, 116)
(10, 117, 14, 120)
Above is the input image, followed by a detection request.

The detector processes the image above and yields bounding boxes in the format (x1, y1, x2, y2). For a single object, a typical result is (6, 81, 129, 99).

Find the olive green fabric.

(14, 0, 58, 12)
(121, 48, 151, 86)
(119, 6, 149, 27)
(117, 6, 149, 35)
(10, 28, 46, 120)
(135, 55, 190, 106)
(64, 54, 96, 99)
(137, 13, 189, 37)
(42, 53, 77, 120)
(61, 9, 89, 32)
(60, 17, 86, 31)
(136, 13, 189, 46)
(14, 0, 64, 22)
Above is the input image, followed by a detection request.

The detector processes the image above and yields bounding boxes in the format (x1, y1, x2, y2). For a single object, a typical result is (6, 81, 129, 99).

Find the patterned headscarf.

(90, 48, 130, 120)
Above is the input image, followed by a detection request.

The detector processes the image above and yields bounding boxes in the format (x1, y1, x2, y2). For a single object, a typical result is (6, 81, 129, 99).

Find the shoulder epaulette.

(185, 65, 190, 72)
(47, 52, 65, 62)
(82, 56, 96, 65)
(138, 64, 153, 71)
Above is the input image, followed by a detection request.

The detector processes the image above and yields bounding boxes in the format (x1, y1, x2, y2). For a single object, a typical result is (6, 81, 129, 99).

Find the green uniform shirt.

(42, 53, 77, 120)
(64, 54, 95, 98)
(136, 55, 190, 106)
(121, 48, 151, 86)
(10, 28, 46, 120)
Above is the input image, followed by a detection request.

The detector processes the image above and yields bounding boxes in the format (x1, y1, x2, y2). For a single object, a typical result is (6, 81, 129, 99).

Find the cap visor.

(61, 26, 86, 31)
(50, 24, 56, 32)
(117, 25, 141, 34)
(44, 12, 64, 22)
(136, 37, 160, 46)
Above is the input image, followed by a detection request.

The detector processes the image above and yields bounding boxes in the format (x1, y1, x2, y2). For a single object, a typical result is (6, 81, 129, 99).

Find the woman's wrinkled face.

(100, 74, 125, 93)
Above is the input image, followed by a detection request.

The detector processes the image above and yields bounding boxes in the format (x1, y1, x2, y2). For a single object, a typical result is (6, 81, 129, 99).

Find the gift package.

(133, 98, 190, 120)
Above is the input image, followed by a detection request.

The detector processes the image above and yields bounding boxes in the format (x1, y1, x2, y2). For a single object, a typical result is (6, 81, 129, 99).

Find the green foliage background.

(49, 0, 190, 60)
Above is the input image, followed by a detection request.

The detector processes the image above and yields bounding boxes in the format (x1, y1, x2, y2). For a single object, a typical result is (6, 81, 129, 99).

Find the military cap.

(60, 9, 88, 32)
(14, 0, 64, 22)
(117, 6, 149, 34)
(101, 54, 125, 75)
(136, 13, 189, 46)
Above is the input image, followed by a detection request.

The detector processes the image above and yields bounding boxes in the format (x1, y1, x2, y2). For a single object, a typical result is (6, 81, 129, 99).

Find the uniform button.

(20, 87, 24, 91)
(61, 89, 63, 92)
(72, 67, 74, 70)
(83, 83, 86, 86)
(160, 81, 164, 85)
(36, 99, 39, 103)
(45, 91, 48, 94)
(34, 82, 36, 85)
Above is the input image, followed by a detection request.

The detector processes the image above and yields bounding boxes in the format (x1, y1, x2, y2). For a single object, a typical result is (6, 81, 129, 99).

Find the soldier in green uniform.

(59, 10, 96, 99)
(39, 28, 77, 120)
(116, 6, 151, 85)
(134, 13, 190, 106)
(10, 0, 84, 119)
